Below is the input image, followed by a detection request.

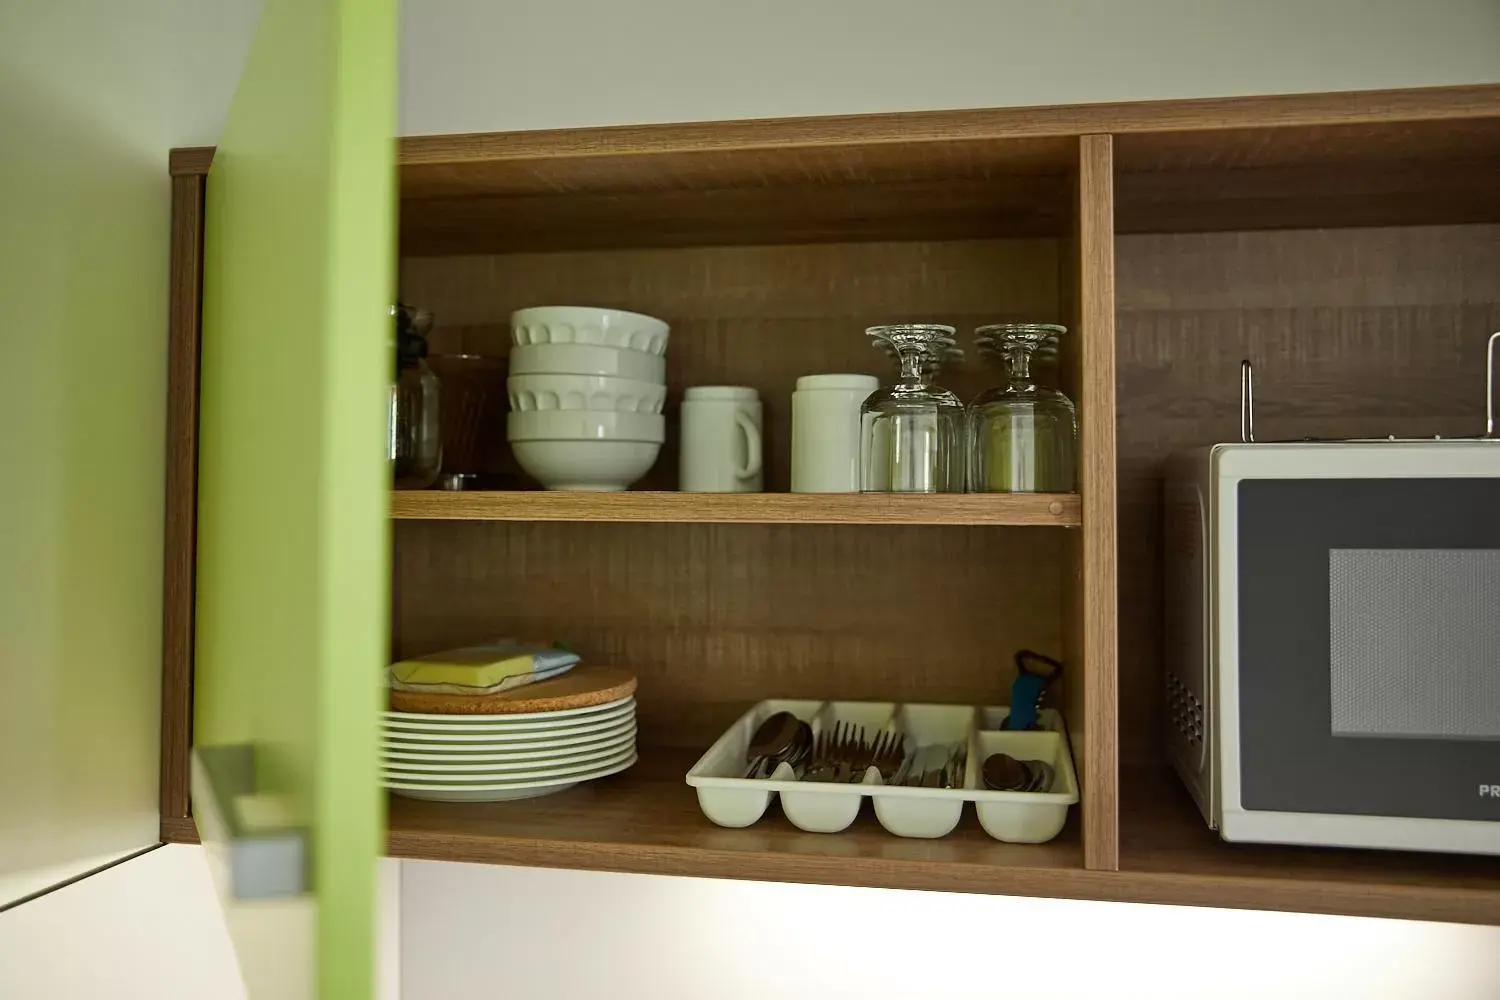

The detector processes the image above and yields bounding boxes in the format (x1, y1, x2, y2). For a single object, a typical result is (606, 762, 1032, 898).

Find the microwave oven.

(1164, 439, 1500, 856)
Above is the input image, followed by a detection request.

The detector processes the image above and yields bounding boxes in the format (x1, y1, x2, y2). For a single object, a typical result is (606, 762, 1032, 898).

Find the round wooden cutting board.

(388, 666, 637, 715)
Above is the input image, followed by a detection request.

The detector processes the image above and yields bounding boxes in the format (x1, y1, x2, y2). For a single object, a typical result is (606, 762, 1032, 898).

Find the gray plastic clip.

(190, 744, 308, 900)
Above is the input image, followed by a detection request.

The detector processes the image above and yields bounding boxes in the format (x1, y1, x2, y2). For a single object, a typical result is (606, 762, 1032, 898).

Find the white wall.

(401, 862, 1500, 1000)
(0, 847, 401, 1000)
(0, 0, 260, 905)
(0, 846, 247, 1000)
(399, 0, 1500, 134)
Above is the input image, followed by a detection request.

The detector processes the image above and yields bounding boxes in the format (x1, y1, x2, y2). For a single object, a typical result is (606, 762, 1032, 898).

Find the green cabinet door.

(191, 0, 396, 997)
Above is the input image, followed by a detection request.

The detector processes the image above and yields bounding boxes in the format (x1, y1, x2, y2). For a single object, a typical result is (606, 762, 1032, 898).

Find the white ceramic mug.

(679, 386, 763, 492)
(791, 374, 879, 492)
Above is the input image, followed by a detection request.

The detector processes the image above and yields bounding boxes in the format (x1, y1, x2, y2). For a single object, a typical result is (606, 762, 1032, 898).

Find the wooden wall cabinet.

(163, 84, 1500, 982)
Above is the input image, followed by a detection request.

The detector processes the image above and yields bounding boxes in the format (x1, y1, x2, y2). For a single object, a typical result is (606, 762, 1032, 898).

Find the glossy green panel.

(196, 0, 395, 995)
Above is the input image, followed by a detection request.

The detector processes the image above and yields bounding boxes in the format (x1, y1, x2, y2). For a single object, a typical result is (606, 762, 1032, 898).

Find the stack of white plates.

(382, 696, 638, 802)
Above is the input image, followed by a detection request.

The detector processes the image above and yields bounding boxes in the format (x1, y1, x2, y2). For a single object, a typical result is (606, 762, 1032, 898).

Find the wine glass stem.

(1006, 345, 1033, 383)
(897, 349, 926, 384)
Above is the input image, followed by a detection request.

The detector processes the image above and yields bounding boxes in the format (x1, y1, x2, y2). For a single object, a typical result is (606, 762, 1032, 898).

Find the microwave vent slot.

(1166, 670, 1203, 746)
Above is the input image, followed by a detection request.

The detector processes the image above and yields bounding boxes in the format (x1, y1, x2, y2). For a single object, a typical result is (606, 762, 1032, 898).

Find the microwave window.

(1329, 548, 1500, 740)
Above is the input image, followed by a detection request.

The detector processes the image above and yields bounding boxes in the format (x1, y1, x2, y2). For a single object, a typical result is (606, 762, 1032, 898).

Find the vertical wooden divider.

(1062, 134, 1120, 870)
(159, 166, 208, 829)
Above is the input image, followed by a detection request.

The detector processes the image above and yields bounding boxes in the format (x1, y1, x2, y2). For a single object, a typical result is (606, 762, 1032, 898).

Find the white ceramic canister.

(679, 386, 763, 492)
(790, 374, 879, 492)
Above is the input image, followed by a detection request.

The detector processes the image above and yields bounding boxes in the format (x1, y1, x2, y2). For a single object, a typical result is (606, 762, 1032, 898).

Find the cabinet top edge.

(395, 83, 1500, 166)
(170, 147, 215, 176)
(171, 83, 1500, 174)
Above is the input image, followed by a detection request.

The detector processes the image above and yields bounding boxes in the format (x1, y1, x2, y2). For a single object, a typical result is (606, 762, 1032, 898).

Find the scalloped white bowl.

(508, 374, 666, 414)
(511, 306, 670, 356)
(507, 410, 664, 443)
(508, 342, 666, 382)
(510, 439, 661, 491)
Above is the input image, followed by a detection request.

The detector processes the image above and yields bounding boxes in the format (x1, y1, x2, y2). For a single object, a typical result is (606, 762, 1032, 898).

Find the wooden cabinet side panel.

(159, 173, 206, 828)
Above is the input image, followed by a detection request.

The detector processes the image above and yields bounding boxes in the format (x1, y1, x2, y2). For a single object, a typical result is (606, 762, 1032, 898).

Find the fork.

(802, 721, 845, 782)
(845, 727, 902, 783)
(871, 732, 906, 781)
(801, 722, 873, 782)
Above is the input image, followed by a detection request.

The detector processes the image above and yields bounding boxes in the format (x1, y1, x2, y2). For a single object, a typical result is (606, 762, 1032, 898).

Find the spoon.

(743, 711, 798, 778)
(758, 718, 812, 778)
(782, 721, 813, 777)
(1024, 759, 1055, 792)
(982, 752, 1030, 792)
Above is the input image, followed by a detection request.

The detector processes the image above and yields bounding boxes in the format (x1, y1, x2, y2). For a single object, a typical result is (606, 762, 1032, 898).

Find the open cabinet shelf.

(385, 746, 1085, 895)
(390, 490, 1083, 526)
(382, 752, 1500, 924)
(161, 85, 1500, 930)
(1116, 768, 1500, 924)
(164, 754, 1500, 923)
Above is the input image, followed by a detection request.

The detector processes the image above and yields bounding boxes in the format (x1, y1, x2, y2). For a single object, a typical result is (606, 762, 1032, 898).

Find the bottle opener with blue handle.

(1004, 649, 1062, 730)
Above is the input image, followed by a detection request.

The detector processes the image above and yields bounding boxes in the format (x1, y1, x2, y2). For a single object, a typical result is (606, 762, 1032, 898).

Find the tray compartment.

(779, 701, 894, 833)
(966, 729, 1079, 843)
(869, 704, 977, 838)
(689, 698, 822, 828)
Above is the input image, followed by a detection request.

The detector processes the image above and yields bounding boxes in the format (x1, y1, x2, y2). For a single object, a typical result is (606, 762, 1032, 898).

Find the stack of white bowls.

(382, 696, 639, 802)
(507, 306, 670, 490)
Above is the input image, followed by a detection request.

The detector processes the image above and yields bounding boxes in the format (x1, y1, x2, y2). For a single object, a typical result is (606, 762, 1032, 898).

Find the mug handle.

(734, 410, 762, 480)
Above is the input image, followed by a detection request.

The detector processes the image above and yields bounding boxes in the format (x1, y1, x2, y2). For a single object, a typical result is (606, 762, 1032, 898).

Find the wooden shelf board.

(164, 752, 1500, 922)
(1118, 767, 1500, 925)
(387, 750, 1500, 924)
(385, 748, 1087, 898)
(389, 490, 1081, 526)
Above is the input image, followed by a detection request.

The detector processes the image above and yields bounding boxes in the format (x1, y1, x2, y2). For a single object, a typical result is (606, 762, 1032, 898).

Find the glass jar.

(390, 304, 442, 490)
(969, 323, 1076, 493)
(426, 353, 508, 478)
(861, 324, 967, 492)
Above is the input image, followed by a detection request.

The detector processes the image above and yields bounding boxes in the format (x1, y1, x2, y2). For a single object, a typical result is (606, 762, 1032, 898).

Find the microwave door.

(1229, 477, 1500, 842)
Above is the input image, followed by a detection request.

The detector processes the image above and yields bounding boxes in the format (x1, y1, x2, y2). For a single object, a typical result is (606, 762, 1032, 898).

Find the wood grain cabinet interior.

(161, 85, 1500, 926)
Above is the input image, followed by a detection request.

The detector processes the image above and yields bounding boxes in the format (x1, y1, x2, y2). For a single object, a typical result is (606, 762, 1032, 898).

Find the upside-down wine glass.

(861, 324, 966, 492)
(969, 323, 1076, 493)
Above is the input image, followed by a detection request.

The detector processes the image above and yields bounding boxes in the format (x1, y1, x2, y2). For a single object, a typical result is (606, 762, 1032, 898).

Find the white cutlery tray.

(685, 700, 1078, 842)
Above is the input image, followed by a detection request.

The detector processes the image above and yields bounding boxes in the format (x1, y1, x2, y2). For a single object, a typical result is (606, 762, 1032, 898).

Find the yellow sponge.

(389, 641, 578, 693)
